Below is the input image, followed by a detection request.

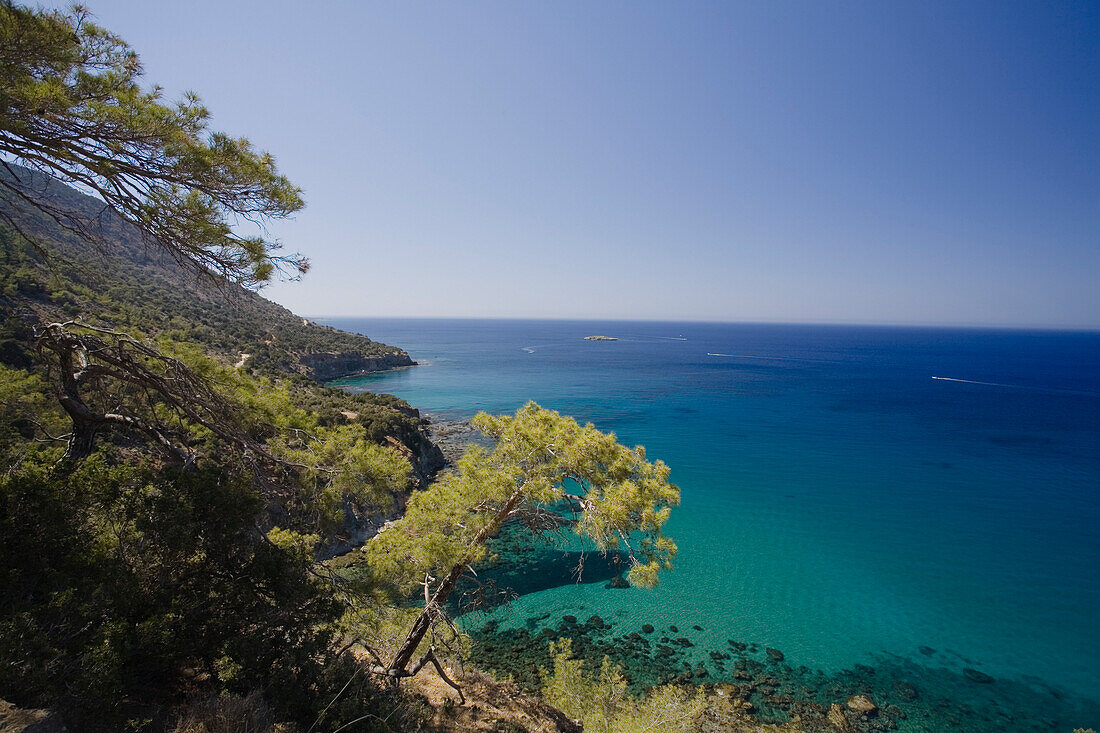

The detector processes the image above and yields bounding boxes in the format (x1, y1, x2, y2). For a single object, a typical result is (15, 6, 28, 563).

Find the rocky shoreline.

(423, 415, 496, 465)
(466, 610, 1099, 733)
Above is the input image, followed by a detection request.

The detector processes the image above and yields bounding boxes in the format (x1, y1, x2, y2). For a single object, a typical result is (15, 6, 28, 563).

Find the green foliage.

(541, 639, 707, 733)
(0, 3, 304, 285)
(0, 454, 427, 732)
(0, 215, 409, 378)
(476, 403, 679, 586)
(367, 443, 514, 591)
(0, 334, 421, 730)
(0, 363, 63, 465)
(175, 348, 413, 536)
(359, 402, 679, 683)
(0, 458, 336, 729)
(369, 401, 679, 597)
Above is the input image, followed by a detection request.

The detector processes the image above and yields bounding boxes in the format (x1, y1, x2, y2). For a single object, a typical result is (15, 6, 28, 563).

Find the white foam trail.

(521, 346, 536, 354)
(931, 376, 1020, 388)
(931, 376, 1100, 396)
(707, 353, 814, 362)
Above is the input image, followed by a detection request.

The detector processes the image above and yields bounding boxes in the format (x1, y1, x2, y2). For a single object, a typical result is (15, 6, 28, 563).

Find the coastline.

(328, 319, 1100, 732)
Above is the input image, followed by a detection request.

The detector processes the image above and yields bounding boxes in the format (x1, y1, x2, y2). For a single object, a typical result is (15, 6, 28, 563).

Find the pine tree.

(0, 2, 304, 285)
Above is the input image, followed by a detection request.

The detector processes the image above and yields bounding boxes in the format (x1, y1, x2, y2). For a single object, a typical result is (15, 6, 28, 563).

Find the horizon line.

(301, 314, 1100, 334)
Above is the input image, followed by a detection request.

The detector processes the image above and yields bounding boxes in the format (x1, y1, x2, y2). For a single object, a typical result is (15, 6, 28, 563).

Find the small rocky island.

(584, 335, 618, 341)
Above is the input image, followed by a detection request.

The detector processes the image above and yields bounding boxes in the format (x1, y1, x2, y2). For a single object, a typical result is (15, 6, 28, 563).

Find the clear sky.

(48, 1, 1100, 327)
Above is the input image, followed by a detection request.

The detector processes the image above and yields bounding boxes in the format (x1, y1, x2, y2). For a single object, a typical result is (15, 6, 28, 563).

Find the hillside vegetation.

(0, 166, 413, 379)
(0, 166, 444, 487)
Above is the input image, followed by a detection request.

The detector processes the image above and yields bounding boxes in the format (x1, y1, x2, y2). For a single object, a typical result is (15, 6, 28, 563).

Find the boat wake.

(932, 376, 1100, 396)
(931, 376, 1016, 388)
(706, 352, 824, 362)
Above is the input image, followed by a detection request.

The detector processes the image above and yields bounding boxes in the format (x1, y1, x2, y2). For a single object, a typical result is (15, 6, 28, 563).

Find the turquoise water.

(328, 318, 1100, 729)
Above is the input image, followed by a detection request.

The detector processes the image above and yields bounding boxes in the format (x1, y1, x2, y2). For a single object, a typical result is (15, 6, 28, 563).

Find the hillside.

(0, 166, 443, 488)
(0, 165, 412, 380)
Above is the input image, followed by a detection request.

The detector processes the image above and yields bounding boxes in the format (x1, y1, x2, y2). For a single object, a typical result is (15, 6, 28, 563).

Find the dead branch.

(33, 321, 283, 467)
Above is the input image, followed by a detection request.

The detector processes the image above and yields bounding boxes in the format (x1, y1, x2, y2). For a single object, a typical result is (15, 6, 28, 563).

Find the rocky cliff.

(298, 350, 415, 381)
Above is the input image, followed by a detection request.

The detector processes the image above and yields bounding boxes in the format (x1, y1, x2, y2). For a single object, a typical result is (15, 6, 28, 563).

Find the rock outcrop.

(297, 350, 416, 381)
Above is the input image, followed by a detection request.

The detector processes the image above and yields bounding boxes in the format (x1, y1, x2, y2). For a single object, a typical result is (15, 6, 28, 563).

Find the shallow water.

(327, 318, 1100, 730)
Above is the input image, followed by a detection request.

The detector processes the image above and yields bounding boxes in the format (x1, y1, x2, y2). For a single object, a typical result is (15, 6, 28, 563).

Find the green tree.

(364, 402, 680, 694)
(0, 2, 304, 285)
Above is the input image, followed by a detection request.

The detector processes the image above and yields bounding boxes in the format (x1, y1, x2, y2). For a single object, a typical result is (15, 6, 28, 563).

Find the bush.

(540, 639, 707, 733)
(0, 460, 342, 730)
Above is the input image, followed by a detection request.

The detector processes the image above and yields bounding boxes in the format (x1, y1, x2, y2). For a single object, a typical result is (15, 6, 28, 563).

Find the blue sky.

(52, 1, 1100, 327)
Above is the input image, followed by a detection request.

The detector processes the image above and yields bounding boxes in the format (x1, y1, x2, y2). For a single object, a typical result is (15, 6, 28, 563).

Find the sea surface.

(326, 318, 1100, 730)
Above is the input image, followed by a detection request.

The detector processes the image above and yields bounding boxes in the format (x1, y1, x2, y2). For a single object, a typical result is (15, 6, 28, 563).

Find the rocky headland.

(300, 350, 415, 381)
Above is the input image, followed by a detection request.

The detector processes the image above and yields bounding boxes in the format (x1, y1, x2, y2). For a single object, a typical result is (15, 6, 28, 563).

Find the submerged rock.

(641, 624, 655, 634)
(766, 647, 785, 663)
(605, 575, 629, 589)
(586, 615, 607, 629)
(963, 668, 995, 684)
(846, 694, 878, 714)
(893, 680, 919, 700)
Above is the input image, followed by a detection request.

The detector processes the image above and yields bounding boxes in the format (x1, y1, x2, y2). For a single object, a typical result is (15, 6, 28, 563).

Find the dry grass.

(169, 693, 295, 733)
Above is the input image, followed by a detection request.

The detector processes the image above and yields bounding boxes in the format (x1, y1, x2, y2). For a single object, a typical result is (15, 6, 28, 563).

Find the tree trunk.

(387, 488, 525, 674)
(388, 562, 467, 673)
(64, 421, 97, 461)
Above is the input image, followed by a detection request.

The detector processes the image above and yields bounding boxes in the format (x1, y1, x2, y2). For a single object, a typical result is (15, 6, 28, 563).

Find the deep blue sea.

(326, 318, 1100, 729)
